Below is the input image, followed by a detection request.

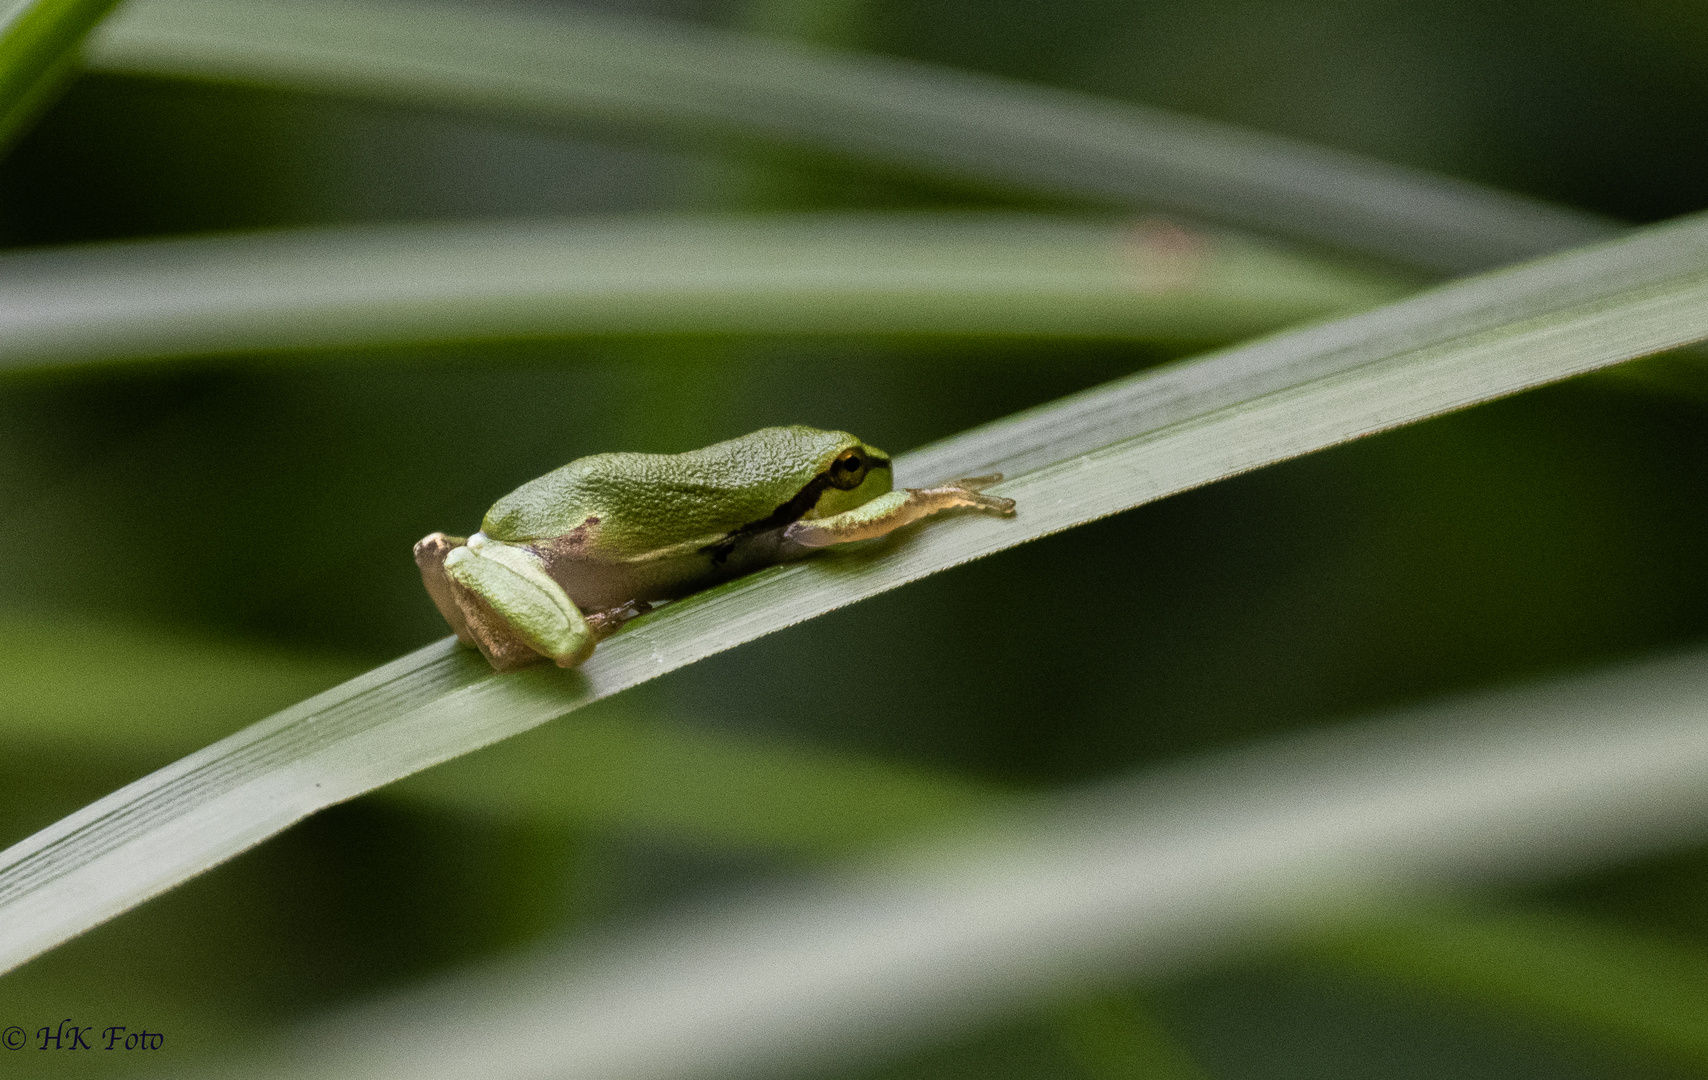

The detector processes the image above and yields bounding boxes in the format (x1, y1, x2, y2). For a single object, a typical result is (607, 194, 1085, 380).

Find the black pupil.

(840, 456, 860, 471)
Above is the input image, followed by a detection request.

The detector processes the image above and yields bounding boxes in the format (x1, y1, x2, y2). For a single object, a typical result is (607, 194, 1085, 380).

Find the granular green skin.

(479, 426, 892, 591)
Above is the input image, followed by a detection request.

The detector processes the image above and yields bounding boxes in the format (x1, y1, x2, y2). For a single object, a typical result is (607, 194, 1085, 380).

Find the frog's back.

(481, 426, 855, 555)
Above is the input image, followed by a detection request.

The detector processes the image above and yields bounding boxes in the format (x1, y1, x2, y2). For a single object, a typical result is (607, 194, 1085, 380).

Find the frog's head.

(805, 432, 893, 519)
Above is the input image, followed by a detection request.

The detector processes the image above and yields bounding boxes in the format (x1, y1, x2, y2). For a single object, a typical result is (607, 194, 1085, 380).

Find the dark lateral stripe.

(701, 472, 838, 562)
(744, 472, 839, 536)
(701, 452, 894, 562)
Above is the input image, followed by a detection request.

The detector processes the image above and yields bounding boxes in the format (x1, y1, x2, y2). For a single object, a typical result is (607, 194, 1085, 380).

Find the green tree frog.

(415, 425, 1016, 670)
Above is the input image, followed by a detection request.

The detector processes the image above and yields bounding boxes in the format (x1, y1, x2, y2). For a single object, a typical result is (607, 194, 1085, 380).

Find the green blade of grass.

(85, 0, 1617, 274)
(24, 622, 1708, 1071)
(0, 214, 1402, 375)
(21, 629, 1708, 1075)
(0, 0, 125, 147)
(25, 626, 1699, 1080)
(191, 645, 1708, 1080)
(5, 212, 1708, 978)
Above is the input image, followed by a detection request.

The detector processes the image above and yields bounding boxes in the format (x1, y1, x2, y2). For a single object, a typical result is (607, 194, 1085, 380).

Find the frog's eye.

(828, 450, 867, 490)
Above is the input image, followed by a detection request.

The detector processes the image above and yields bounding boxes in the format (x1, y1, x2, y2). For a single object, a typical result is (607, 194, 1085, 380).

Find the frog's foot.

(783, 474, 1016, 548)
(414, 533, 477, 645)
(416, 532, 550, 670)
(586, 599, 653, 640)
(418, 532, 596, 670)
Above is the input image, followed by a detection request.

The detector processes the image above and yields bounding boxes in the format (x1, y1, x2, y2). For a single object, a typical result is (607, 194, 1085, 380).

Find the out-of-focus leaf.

(4, 211, 1708, 978)
(0, 613, 360, 754)
(84, 0, 1617, 273)
(175, 644, 1708, 1080)
(0, 215, 1402, 375)
(385, 711, 999, 855)
(0, 0, 124, 148)
(1300, 904, 1708, 1069)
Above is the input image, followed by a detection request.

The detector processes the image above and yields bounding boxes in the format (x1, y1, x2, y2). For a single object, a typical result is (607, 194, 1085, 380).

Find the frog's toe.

(942, 478, 1016, 516)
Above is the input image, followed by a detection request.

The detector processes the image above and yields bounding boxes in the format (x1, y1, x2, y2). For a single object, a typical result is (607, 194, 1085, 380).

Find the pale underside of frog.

(415, 425, 1016, 671)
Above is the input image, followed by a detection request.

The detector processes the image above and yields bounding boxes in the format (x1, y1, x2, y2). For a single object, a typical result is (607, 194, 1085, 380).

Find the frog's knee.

(443, 541, 593, 667)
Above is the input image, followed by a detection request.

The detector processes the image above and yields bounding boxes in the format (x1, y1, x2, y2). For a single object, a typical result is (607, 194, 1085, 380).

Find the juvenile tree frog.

(416, 425, 1016, 670)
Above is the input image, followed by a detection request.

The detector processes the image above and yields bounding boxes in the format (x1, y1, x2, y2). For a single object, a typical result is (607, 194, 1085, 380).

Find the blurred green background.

(6, 0, 1708, 1077)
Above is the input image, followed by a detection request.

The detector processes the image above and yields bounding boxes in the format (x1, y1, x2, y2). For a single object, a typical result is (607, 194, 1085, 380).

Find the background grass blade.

(3, 211, 1707, 979)
(84, 0, 1618, 274)
(0, 215, 1402, 375)
(0, 0, 124, 148)
(196, 645, 1708, 1080)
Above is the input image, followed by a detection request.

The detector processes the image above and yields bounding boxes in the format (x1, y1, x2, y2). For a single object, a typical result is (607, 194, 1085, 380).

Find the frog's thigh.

(785, 480, 1015, 548)
(443, 540, 595, 669)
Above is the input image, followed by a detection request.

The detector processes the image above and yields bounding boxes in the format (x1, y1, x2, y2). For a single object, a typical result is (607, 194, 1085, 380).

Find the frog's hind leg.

(415, 532, 591, 670)
(783, 474, 1015, 548)
(416, 532, 538, 670)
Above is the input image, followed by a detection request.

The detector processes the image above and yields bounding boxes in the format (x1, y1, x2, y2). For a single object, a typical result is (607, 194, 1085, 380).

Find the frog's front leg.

(784, 474, 1016, 548)
(414, 531, 594, 670)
